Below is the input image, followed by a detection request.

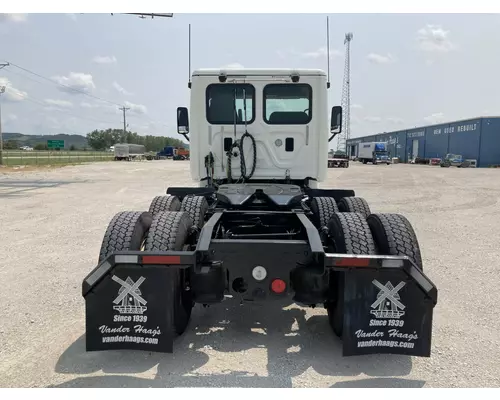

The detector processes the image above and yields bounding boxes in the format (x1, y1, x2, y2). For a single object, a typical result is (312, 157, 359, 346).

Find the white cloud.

(417, 25, 456, 53)
(424, 112, 445, 124)
(45, 99, 73, 108)
(52, 72, 96, 94)
(221, 63, 244, 69)
(351, 104, 363, 110)
(112, 81, 133, 96)
(6, 113, 17, 122)
(0, 77, 28, 102)
(276, 47, 342, 60)
(124, 101, 147, 115)
(93, 55, 117, 64)
(0, 14, 27, 23)
(367, 53, 396, 64)
(387, 117, 404, 124)
(300, 46, 342, 59)
(364, 116, 382, 123)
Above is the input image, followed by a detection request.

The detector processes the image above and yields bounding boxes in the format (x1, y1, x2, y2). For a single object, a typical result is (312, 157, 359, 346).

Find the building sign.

(407, 131, 424, 138)
(456, 123, 478, 132)
(444, 123, 478, 134)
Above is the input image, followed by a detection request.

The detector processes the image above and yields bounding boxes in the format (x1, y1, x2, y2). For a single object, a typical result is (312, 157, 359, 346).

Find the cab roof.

(192, 68, 327, 77)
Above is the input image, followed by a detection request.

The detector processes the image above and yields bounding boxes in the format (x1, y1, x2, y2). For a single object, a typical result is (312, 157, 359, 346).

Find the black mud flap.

(83, 260, 176, 353)
(341, 266, 436, 357)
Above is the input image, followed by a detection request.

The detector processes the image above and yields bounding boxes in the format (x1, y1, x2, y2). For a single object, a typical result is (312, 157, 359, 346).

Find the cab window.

(263, 84, 312, 125)
(206, 83, 255, 125)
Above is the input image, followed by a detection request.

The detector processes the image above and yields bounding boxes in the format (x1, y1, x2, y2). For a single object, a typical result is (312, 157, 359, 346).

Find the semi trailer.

(83, 68, 437, 358)
(114, 143, 146, 161)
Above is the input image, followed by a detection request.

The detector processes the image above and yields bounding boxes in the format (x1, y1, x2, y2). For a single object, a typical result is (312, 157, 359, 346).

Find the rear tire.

(98, 211, 152, 263)
(310, 197, 339, 229)
(181, 195, 209, 229)
(148, 195, 181, 215)
(144, 211, 194, 335)
(325, 212, 377, 337)
(338, 197, 371, 218)
(367, 213, 423, 271)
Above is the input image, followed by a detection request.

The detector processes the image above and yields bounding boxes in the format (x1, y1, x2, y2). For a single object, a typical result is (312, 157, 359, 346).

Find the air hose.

(226, 131, 257, 183)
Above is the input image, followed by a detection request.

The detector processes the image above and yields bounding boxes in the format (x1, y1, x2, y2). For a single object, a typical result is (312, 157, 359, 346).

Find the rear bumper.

(83, 244, 437, 357)
(328, 159, 348, 168)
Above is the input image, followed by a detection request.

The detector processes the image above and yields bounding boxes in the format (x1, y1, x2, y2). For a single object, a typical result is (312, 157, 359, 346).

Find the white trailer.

(357, 142, 391, 165)
(114, 143, 146, 161)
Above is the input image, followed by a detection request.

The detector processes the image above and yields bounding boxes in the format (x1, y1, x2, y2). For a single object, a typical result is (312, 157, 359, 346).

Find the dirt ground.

(0, 160, 499, 388)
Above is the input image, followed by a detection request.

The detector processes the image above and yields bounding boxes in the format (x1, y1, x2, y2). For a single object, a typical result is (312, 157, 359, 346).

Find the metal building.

(346, 116, 500, 167)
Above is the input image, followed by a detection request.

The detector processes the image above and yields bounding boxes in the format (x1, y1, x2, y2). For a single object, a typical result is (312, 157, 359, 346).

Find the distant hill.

(3, 132, 88, 149)
(2, 132, 189, 151)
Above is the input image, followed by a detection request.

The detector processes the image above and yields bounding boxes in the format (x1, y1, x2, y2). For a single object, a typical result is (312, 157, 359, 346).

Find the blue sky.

(1, 13, 500, 140)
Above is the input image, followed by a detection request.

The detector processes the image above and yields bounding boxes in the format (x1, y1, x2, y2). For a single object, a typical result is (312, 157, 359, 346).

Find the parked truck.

(173, 147, 190, 160)
(156, 146, 175, 160)
(114, 143, 146, 161)
(357, 142, 391, 165)
(83, 68, 437, 358)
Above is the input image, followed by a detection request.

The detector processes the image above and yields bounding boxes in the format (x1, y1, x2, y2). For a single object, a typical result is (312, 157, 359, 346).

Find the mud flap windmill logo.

(112, 275, 147, 315)
(370, 280, 406, 319)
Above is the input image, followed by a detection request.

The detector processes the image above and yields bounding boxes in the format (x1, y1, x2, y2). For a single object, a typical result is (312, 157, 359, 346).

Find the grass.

(1, 150, 114, 166)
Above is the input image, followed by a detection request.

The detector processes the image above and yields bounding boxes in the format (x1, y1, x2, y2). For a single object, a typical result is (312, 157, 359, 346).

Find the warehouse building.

(346, 116, 500, 168)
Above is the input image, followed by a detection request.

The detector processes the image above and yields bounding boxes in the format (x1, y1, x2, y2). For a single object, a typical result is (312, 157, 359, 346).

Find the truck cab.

(373, 143, 390, 164)
(176, 68, 342, 188)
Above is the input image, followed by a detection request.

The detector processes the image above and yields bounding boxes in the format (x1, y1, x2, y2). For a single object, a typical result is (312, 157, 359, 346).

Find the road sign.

(47, 140, 64, 149)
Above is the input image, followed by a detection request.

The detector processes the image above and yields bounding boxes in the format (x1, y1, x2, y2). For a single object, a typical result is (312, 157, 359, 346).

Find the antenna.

(188, 24, 192, 89)
(326, 16, 331, 89)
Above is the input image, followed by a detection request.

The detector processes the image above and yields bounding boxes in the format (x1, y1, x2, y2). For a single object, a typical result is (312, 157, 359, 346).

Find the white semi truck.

(82, 68, 437, 359)
(357, 141, 391, 165)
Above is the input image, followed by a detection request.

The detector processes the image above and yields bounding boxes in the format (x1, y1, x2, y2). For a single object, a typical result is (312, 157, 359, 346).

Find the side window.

(206, 84, 255, 125)
(263, 84, 312, 125)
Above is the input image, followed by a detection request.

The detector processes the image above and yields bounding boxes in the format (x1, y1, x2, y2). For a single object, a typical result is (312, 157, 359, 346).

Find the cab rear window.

(263, 84, 312, 125)
(206, 83, 255, 125)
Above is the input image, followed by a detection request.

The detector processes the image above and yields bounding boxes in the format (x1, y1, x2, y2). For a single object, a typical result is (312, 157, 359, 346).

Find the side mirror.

(176, 107, 190, 142)
(329, 106, 342, 142)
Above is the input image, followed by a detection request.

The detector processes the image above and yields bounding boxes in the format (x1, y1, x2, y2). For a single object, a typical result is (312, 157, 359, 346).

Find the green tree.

(4, 140, 19, 150)
(86, 128, 187, 152)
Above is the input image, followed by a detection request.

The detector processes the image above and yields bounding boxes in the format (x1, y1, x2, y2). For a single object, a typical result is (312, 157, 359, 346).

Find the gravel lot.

(0, 160, 499, 388)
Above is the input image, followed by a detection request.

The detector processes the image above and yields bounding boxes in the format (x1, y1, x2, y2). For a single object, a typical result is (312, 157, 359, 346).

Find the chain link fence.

(0, 150, 114, 166)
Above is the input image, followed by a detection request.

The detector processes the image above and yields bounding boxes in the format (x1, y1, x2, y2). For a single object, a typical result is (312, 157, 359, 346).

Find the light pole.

(0, 62, 8, 166)
(0, 85, 5, 166)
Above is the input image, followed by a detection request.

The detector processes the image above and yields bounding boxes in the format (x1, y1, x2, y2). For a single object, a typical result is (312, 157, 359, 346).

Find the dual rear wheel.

(98, 194, 209, 336)
(311, 196, 423, 337)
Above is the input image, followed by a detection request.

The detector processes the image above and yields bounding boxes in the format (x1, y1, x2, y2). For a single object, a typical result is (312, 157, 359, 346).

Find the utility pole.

(119, 106, 130, 143)
(0, 62, 9, 166)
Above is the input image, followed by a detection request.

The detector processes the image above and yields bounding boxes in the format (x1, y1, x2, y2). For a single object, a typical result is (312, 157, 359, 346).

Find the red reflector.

(271, 279, 286, 294)
(142, 255, 181, 265)
(335, 257, 371, 267)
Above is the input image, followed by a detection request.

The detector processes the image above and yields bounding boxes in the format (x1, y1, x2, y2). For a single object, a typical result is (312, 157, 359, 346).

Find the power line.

(1, 61, 174, 133)
(24, 95, 119, 125)
(3, 61, 123, 108)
